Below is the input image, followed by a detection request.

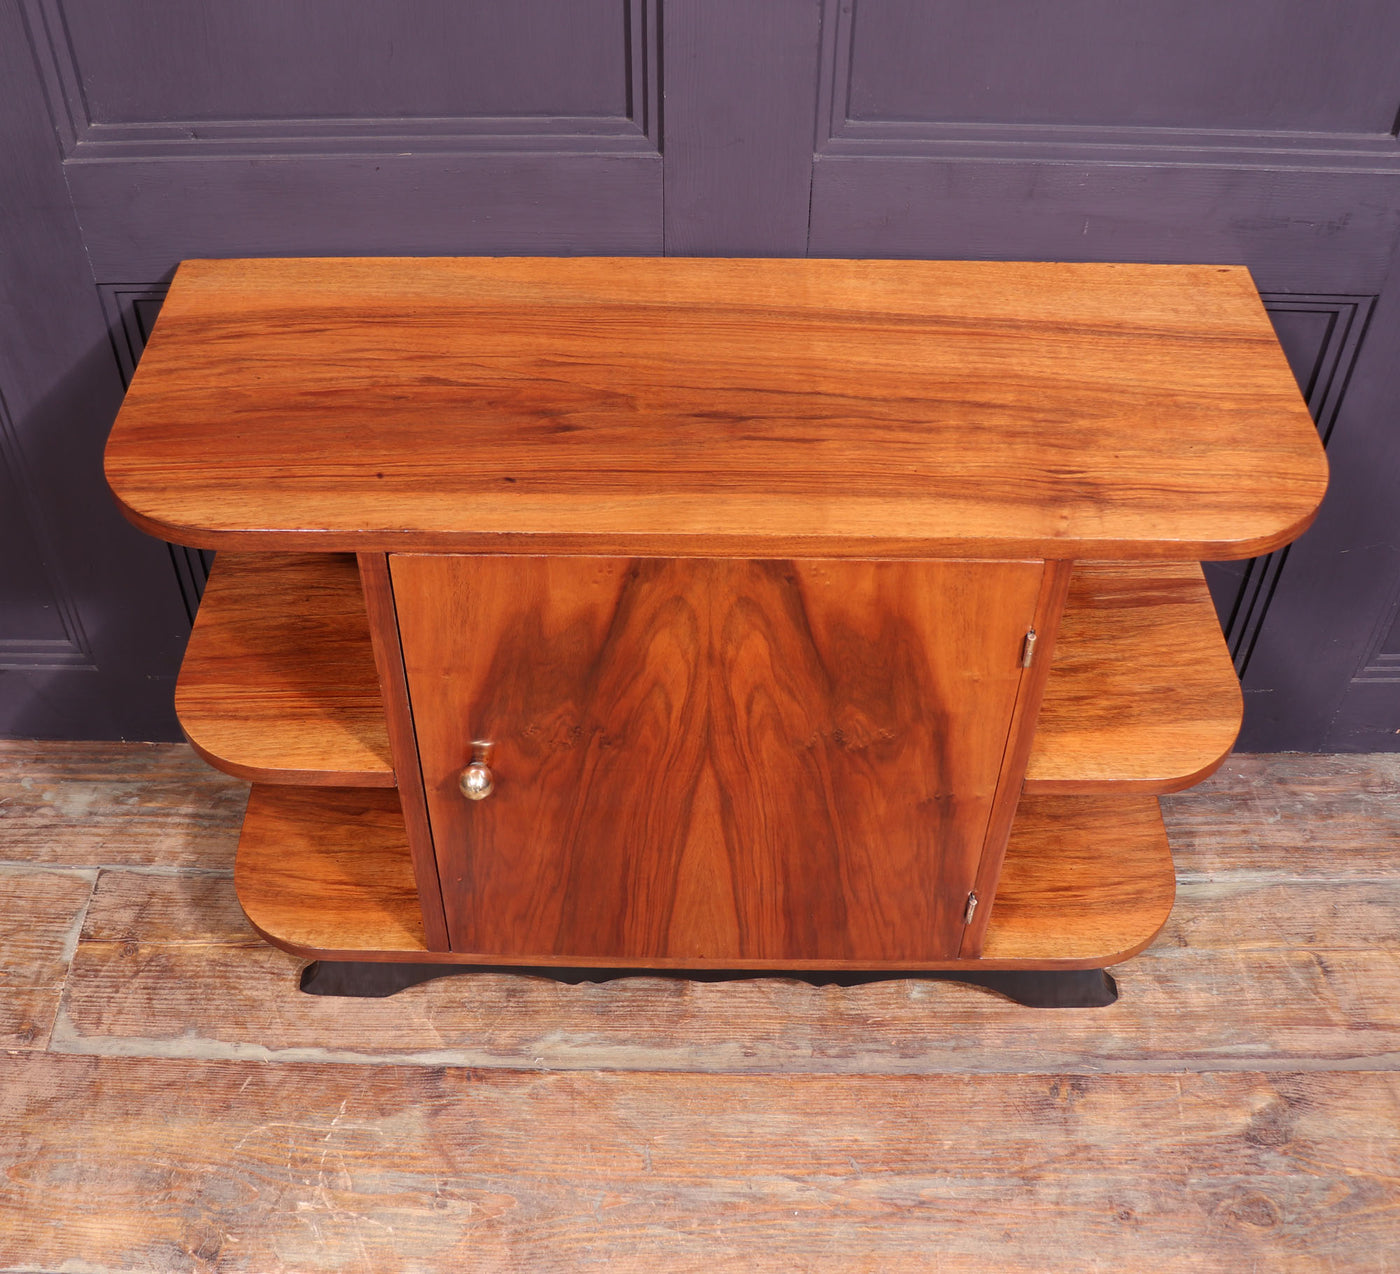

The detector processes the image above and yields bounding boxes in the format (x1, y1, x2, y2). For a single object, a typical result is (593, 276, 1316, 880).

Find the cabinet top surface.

(104, 256, 1327, 559)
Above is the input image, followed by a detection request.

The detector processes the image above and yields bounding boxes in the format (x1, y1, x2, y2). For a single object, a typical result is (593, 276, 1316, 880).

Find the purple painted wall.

(3, 0, 1398, 748)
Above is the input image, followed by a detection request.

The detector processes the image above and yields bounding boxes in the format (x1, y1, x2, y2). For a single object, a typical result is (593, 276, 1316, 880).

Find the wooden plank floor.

(1, 743, 1397, 1272)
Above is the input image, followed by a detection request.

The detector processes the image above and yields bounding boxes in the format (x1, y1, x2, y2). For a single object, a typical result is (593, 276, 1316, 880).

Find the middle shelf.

(175, 553, 395, 788)
(1025, 562, 1242, 794)
(178, 553, 1242, 795)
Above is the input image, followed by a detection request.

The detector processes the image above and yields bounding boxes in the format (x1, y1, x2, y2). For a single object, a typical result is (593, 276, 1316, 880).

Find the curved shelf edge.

(979, 793, 1175, 966)
(1025, 563, 1243, 796)
(1023, 745, 1236, 799)
(183, 730, 396, 790)
(235, 786, 430, 958)
(176, 552, 397, 787)
(236, 785, 1176, 972)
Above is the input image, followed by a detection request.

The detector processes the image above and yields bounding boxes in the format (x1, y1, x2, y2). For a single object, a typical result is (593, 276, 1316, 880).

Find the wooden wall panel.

(0, 1, 189, 739)
(30, 0, 663, 280)
(0, 391, 90, 665)
(1244, 281, 1400, 750)
(836, 0, 1400, 132)
(58, 0, 632, 124)
(24, 0, 659, 153)
(662, 0, 821, 255)
(1205, 293, 1376, 677)
(68, 156, 662, 283)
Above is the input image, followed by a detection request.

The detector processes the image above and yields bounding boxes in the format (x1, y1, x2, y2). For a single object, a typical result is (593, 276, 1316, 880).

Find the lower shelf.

(234, 786, 1175, 971)
(234, 787, 429, 958)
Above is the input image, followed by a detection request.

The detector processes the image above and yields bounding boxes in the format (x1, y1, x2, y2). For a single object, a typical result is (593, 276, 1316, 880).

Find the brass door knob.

(458, 740, 495, 801)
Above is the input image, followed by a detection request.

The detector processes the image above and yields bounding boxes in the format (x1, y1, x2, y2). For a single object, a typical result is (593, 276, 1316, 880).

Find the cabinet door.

(392, 555, 1044, 964)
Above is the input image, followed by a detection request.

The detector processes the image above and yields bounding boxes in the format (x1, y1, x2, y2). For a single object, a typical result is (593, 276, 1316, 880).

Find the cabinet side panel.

(393, 555, 1044, 965)
(357, 552, 451, 951)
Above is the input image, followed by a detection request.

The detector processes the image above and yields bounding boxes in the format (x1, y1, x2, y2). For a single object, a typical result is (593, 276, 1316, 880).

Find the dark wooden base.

(298, 960, 1120, 1008)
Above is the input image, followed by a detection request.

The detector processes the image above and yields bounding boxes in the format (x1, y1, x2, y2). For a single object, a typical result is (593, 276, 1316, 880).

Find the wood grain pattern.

(1163, 753, 1400, 878)
(392, 554, 1044, 964)
(104, 257, 1326, 560)
(227, 784, 1173, 971)
(80, 869, 256, 947)
(1026, 563, 1243, 793)
(981, 795, 1174, 964)
(175, 552, 395, 786)
(1168, 879, 1400, 951)
(8, 744, 1398, 1271)
(0, 868, 94, 1049)
(233, 786, 427, 958)
(0, 740, 246, 870)
(57, 869, 1400, 1071)
(357, 552, 451, 951)
(4, 1056, 1397, 1271)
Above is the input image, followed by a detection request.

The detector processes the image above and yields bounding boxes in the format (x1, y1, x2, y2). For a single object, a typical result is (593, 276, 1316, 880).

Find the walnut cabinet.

(104, 257, 1327, 983)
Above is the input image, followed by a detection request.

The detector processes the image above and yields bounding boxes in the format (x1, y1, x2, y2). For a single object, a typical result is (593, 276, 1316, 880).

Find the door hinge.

(1020, 627, 1037, 668)
(964, 891, 979, 925)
